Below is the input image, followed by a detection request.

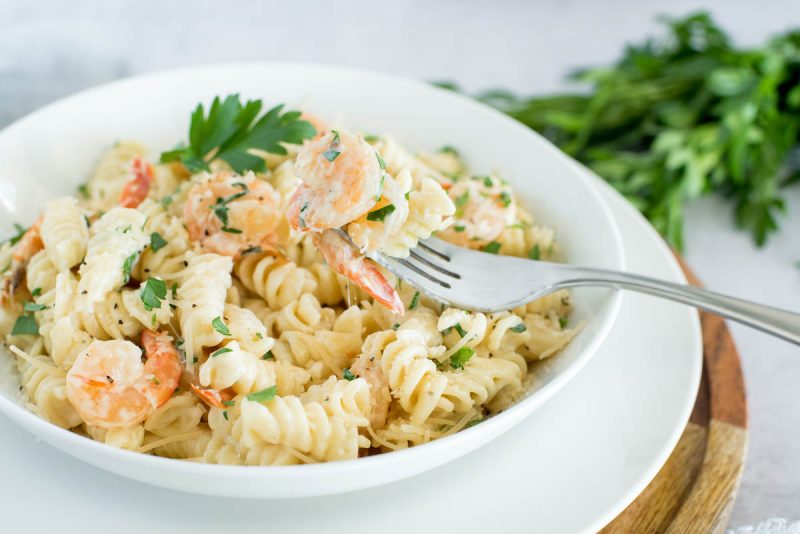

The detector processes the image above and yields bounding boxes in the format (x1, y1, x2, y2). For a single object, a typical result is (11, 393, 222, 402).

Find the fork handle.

(554, 268, 800, 345)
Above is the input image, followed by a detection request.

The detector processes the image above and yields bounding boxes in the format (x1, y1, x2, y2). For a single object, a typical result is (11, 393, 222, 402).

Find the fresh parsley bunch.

(441, 13, 800, 250)
(161, 94, 317, 173)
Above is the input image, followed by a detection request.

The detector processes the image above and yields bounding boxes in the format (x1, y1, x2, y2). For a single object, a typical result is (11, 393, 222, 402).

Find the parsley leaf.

(481, 241, 501, 254)
(160, 95, 316, 174)
(449, 346, 475, 369)
(140, 278, 168, 311)
(262, 350, 274, 360)
(367, 204, 396, 222)
(30, 287, 41, 297)
(510, 323, 527, 333)
(122, 252, 139, 284)
(211, 347, 233, 358)
(528, 244, 541, 260)
(150, 232, 167, 252)
(212, 316, 231, 336)
(342, 368, 356, 381)
(454, 190, 470, 217)
(409, 291, 420, 310)
(454, 323, 467, 338)
(559, 317, 569, 329)
(247, 385, 277, 403)
(323, 149, 341, 162)
(5, 223, 27, 246)
(23, 302, 47, 312)
(375, 151, 387, 170)
(11, 315, 38, 336)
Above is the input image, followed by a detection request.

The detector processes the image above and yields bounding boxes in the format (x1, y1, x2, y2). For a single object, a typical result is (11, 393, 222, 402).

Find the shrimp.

(287, 130, 383, 231)
(350, 352, 391, 429)
(65, 329, 182, 429)
(119, 157, 154, 208)
(183, 171, 282, 258)
(437, 176, 515, 248)
(1, 218, 43, 301)
(190, 383, 234, 409)
(313, 229, 404, 314)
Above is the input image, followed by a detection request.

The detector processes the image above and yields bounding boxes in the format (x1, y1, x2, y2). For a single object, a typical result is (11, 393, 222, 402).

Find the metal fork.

(342, 230, 800, 345)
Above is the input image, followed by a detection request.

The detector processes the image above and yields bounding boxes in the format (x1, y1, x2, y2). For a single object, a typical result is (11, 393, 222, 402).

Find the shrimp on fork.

(119, 157, 154, 208)
(287, 130, 404, 313)
(65, 329, 182, 429)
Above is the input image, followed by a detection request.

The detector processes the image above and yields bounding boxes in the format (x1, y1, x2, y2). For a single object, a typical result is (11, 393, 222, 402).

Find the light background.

(1, 0, 799, 529)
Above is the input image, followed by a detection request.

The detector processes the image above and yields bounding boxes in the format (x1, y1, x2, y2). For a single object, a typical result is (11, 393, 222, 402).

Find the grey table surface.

(1, 0, 799, 529)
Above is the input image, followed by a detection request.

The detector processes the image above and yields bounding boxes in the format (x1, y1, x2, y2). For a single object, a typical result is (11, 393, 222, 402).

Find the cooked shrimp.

(183, 171, 282, 258)
(190, 383, 234, 409)
(119, 157, 154, 208)
(315, 229, 403, 313)
(65, 329, 182, 429)
(437, 176, 515, 248)
(1, 218, 43, 300)
(350, 353, 391, 429)
(287, 130, 383, 231)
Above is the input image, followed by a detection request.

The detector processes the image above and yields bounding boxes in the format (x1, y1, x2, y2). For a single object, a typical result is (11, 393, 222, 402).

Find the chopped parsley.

(11, 315, 38, 336)
(342, 368, 356, 381)
(363, 134, 380, 143)
(482, 176, 493, 187)
(160, 194, 174, 208)
(376, 174, 385, 201)
(481, 241, 501, 254)
(453, 224, 466, 233)
(262, 350, 274, 360)
(498, 191, 512, 207)
(409, 291, 420, 310)
(438, 145, 460, 156)
(140, 278, 168, 311)
(449, 346, 475, 369)
(23, 302, 47, 312)
(528, 244, 541, 260)
(241, 245, 262, 256)
(222, 411, 229, 421)
(392, 322, 400, 330)
(30, 287, 41, 297)
(160, 95, 316, 173)
(6, 223, 27, 246)
(323, 149, 341, 162)
(454, 323, 467, 338)
(122, 252, 139, 284)
(375, 151, 386, 170)
(559, 317, 569, 329)
(150, 232, 167, 252)
(77, 183, 89, 199)
(211, 347, 233, 358)
(510, 323, 527, 333)
(170, 283, 178, 299)
(212, 316, 231, 336)
(366, 204, 396, 222)
(464, 418, 484, 429)
(222, 400, 236, 407)
(221, 226, 242, 234)
(247, 385, 277, 403)
(454, 190, 470, 216)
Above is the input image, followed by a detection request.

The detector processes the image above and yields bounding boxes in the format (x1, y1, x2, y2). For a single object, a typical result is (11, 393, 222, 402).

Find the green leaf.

(247, 385, 277, 403)
(211, 347, 233, 358)
(122, 252, 139, 284)
(342, 368, 356, 381)
(262, 350, 274, 360)
(528, 244, 541, 260)
(11, 315, 38, 336)
(366, 204, 396, 222)
(23, 302, 47, 312)
(150, 232, 167, 252)
(323, 149, 341, 162)
(212, 316, 230, 336)
(510, 323, 527, 333)
(449, 346, 475, 369)
(559, 317, 569, 329)
(481, 241, 501, 254)
(409, 291, 420, 310)
(140, 278, 168, 311)
(5, 223, 27, 246)
(454, 323, 467, 338)
(454, 190, 470, 217)
(375, 151, 386, 170)
(31, 287, 41, 297)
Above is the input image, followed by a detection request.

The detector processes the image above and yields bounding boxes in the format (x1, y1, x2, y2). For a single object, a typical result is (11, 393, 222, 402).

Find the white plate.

(0, 167, 701, 533)
(0, 64, 624, 497)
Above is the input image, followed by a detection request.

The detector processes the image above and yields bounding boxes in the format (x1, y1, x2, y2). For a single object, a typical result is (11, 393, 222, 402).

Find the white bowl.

(0, 63, 624, 498)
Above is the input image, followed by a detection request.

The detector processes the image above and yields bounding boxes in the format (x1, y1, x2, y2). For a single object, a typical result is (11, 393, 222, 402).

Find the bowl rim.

(0, 61, 625, 483)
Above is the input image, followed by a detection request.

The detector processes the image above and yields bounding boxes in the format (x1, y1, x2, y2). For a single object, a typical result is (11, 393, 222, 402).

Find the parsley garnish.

(498, 191, 512, 207)
(454, 190, 470, 216)
(454, 323, 467, 338)
(409, 291, 420, 310)
(150, 232, 167, 252)
(77, 184, 89, 199)
(376, 174, 385, 201)
(212, 316, 231, 336)
(139, 278, 167, 311)
(23, 302, 47, 312)
(160, 95, 316, 173)
(439, 145, 460, 156)
(510, 323, 527, 333)
(528, 244, 541, 260)
(241, 246, 262, 256)
(11, 315, 38, 336)
(211, 347, 233, 358)
(30, 287, 41, 297)
(247, 385, 277, 402)
(262, 350, 274, 360)
(222, 400, 236, 407)
(367, 204, 396, 222)
(464, 418, 484, 429)
(449, 346, 475, 369)
(222, 411, 229, 421)
(342, 368, 356, 381)
(482, 176, 493, 187)
(559, 317, 569, 329)
(5, 223, 26, 246)
(323, 149, 341, 162)
(481, 241, 501, 254)
(375, 151, 386, 170)
(122, 252, 139, 284)
(453, 224, 465, 233)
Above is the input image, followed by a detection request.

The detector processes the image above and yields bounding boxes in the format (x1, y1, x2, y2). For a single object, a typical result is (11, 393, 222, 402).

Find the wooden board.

(601, 257, 748, 533)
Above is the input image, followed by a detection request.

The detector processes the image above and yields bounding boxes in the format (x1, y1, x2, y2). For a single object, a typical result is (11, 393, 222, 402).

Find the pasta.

(0, 112, 580, 466)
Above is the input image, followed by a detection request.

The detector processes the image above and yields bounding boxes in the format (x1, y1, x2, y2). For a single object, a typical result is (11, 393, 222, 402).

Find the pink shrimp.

(1, 218, 43, 302)
(119, 157, 154, 209)
(65, 329, 182, 429)
(183, 171, 282, 258)
(313, 229, 403, 314)
(190, 383, 234, 410)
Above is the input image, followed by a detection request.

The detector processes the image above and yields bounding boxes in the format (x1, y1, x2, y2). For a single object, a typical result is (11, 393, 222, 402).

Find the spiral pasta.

(235, 251, 316, 310)
(86, 141, 147, 211)
(39, 197, 88, 272)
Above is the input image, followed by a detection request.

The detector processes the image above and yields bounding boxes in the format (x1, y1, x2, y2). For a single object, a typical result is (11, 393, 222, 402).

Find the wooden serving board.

(602, 257, 748, 533)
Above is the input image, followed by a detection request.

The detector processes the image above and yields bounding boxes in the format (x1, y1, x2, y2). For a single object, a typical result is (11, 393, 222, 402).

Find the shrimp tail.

(119, 157, 153, 208)
(3, 219, 43, 300)
(313, 230, 404, 314)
